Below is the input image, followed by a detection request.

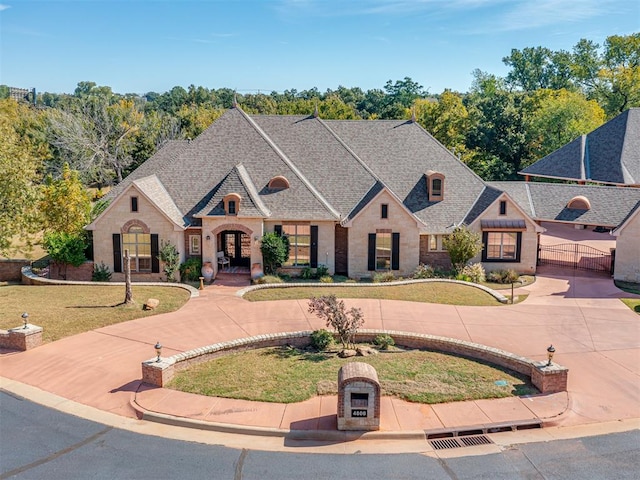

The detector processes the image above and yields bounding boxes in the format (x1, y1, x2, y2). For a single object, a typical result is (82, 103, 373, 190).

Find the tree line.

(1, 33, 638, 256)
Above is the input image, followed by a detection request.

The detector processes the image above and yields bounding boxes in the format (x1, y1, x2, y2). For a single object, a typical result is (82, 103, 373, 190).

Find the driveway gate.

(538, 243, 613, 273)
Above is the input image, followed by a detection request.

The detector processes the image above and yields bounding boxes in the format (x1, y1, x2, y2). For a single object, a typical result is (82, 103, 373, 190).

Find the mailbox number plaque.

(351, 409, 367, 417)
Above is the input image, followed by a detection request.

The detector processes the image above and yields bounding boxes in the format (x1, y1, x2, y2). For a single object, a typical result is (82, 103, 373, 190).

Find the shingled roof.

(490, 181, 640, 227)
(519, 108, 640, 186)
(103, 106, 494, 231)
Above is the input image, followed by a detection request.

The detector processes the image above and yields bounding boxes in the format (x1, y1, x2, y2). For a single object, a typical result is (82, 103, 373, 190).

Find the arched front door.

(219, 230, 250, 268)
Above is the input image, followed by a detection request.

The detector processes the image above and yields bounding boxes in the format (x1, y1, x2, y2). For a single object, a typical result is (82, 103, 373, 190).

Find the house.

(519, 108, 640, 186)
(87, 104, 545, 281)
(612, 201, 640, 283)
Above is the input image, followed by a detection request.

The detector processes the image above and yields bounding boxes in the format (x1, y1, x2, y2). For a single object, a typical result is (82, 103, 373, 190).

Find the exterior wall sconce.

(546, 344, 555, 366)
(22, 312, 29, 329)
(155, 341, 162, 362)
(206, 235, 211, 241)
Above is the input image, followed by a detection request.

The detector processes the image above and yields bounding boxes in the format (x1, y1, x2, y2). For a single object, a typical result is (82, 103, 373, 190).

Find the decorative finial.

(411, 107, 416, 123)
(313, 101, 319, 118)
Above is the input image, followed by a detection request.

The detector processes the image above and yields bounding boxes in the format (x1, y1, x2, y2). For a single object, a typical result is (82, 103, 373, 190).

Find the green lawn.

(244, 281, 506, 306)
(0, 284, 190, 342)
(168, 346, 537, 404)
(621, 298, 640, 314)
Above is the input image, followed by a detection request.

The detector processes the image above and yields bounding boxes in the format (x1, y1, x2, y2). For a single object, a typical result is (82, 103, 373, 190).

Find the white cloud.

(0, 4, 11, 11)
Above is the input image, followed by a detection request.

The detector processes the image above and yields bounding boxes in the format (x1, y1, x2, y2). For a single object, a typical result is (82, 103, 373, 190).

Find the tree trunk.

(123, 249, 133, 304)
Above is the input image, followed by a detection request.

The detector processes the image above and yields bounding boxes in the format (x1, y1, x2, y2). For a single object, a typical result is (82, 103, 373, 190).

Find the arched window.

(223, 193, 241, 216)
(426, 171, 445, 201)
(122, 225, 151, 272)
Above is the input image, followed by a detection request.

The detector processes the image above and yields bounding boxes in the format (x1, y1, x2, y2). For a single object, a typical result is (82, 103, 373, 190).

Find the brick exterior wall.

(48, 261, 94, 282)
(0, 260, 31, 282)
(418, 236, 452, 270)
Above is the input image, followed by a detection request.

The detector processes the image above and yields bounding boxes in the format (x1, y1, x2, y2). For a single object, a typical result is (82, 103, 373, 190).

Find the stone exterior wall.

(470, 195, 540, 275)
(0, 259, 31, 282)
(347, 190, 420, 279)
(614, 210, 640, 283)
(90, 186, 184, 280)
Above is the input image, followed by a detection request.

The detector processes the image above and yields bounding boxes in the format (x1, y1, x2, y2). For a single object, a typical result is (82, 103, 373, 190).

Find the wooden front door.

(334, 225, 348, 276)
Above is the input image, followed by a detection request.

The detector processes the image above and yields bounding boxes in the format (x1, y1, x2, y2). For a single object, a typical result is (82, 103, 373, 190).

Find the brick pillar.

(141, 358, 175, 387)
(531, 362, 568, 394)
(0, 324, 43, 351)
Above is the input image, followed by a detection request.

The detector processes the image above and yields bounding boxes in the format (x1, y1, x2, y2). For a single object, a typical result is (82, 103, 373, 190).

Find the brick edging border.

(141, 329, 567, 395)
(237, 278, 509, 303)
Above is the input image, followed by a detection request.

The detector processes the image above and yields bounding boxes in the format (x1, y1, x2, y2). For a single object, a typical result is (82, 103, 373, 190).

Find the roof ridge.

(524, 182, 536, 218)
(234, 164, 271, 217)
(234, 106, 340, 219)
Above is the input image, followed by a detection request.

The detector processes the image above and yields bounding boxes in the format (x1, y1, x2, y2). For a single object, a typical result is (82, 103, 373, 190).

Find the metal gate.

(538, 243, 613, 273)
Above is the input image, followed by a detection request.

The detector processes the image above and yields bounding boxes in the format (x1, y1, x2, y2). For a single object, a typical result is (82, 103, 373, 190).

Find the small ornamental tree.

(442, 225, 483, 272)
(158, 240, 180, 282)
(260, 232, 289, 274)
(308, 295, 364, 349)
(43, 231, 87, 280)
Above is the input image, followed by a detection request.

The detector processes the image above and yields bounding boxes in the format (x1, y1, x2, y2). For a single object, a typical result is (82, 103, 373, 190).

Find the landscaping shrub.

(487, 269, 520, 284)
(319, 275, 333, 283)
(254, 275, 284, 284)
(158, 240, 180, 282)
(413, 263, 436, 279)
(310, 329, 334, 351)
(301, 266, 314, 279)
(373, 271, 396, 283)
(373, 334, 395, 350)
(460, 262, 485, 283)
(180, 257, 202, 282)
(316, 265, 329, 278)
(92, 261, 112, 282)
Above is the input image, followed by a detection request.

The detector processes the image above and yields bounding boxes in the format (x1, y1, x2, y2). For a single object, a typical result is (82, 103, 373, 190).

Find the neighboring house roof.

(519, 108, 640, 186)
(101, 106, 490, 231)
(490, 181, 640, 227)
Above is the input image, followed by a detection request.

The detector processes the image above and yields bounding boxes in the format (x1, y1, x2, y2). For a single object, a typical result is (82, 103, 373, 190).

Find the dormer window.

(426, 171, 445, 202)
(223, 193, 241, 216)
(567, 196, 591, 210)
(268, 176, 290, 191)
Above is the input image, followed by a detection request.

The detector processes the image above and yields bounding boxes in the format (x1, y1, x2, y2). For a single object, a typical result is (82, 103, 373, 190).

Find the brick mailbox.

(337, 362, 380, 431)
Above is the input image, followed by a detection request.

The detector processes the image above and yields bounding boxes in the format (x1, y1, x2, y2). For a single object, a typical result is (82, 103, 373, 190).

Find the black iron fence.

(538, 243, 613, 273)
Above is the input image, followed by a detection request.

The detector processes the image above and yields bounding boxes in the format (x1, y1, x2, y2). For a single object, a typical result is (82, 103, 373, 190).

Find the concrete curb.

(238, 278, 509, 303)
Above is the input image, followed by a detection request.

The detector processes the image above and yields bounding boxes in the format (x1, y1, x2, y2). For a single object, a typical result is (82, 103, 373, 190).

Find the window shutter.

(310, 225, 318, 268)
(274, 225, 282, 236)
(151, 234, 160, 273)
(515, 232, 522, 262)
(391, 232, 400, 271)
(112, 234, 122, 273)
(367, 233, 376, 271)
(481, 231, 488, 261)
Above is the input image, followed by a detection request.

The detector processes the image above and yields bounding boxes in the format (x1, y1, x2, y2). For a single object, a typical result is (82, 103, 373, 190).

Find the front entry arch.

(219, 230, 251, 268)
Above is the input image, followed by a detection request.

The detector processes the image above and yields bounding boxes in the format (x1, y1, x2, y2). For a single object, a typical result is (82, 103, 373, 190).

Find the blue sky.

(1, 0, 638, 95)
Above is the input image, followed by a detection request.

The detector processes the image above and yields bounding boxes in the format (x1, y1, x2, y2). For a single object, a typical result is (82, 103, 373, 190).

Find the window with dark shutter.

(367, 233, 376, 271)
(310, 225, 318, 268)
(151, 234, 160, 273)
(112, 234, 122, 273)
(391, 232, 400, 270)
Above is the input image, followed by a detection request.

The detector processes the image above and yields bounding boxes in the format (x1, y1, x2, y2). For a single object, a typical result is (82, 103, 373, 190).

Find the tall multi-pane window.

(122, 225, 151, 271)
(376, 232, 391, 270)
(283, 223, 311, 266)
(486, 232, 517, 260)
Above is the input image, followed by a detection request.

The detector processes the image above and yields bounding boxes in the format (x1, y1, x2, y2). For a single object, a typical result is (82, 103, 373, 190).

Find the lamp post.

(22, 312, 29, 329)
(546, 344, 555, 366)
(154, 341, 162, 363)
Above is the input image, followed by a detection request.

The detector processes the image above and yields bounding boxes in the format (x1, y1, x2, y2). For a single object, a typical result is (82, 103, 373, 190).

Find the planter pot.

(201, 262, 214, 282)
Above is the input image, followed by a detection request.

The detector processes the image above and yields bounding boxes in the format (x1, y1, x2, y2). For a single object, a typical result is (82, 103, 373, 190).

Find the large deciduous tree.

(0, 99, 47, 257)
(39, 163, 92, 235)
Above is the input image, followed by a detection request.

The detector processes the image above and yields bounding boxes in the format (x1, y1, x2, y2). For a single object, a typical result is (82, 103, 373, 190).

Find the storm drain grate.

(430, 435, 493, 450)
